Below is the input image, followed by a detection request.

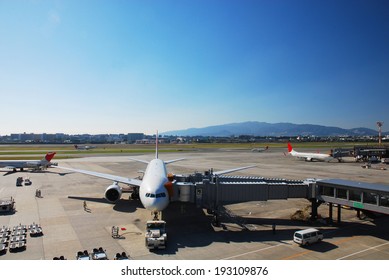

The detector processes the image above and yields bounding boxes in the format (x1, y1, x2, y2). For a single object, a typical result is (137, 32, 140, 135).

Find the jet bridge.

(172, 172, 313, 211)
(314, 179, 389, 222)
(172, 172, 389, 222)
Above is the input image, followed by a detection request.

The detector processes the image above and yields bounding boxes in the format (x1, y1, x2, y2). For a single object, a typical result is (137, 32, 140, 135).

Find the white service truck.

(145, 220, 167, 250)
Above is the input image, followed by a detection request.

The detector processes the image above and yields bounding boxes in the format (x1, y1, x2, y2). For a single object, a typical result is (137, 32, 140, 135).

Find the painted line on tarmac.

(221, 242, 291, 260)
(337, 241, 389, 260)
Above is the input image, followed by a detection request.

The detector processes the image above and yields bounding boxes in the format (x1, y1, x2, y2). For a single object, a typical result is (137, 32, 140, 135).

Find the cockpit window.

(145, 192, 166, 198)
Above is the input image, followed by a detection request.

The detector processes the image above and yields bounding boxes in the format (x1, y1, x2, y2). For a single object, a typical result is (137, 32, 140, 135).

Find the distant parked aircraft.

(0, 152, 57, 172)
(74, 145, 96, 150)
(287, 142, 334, 162)
(251, 146, 269, 152)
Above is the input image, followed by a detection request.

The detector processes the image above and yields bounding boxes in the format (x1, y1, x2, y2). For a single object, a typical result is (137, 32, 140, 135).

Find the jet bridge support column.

(310, 199, 319, 220)
(329, 203, 333, 224)
(337, 204, 342, 224)
(328, 202, 341, 224)
(212, 175, 221, 227)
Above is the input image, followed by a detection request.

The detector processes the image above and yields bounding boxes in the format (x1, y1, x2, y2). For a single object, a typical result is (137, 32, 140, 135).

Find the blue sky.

(1, 0, 388, 135)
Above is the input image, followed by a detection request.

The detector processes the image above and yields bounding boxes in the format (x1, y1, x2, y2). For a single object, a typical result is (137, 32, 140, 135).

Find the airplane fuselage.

(0, 160, 46, 170)
(0, 152, 56, 171)
(287, 142, 334, 162)
(139, 159, 170, 212)
(289, 150, 333, 162)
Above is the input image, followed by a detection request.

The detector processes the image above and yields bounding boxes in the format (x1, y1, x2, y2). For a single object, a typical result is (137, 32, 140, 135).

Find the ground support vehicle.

(91, 247, 108, 260)
(293, 228, 323, 246)
(145, 220, 167, 250)
(16, 177, 23, 186)
(24, 178, 32, 186)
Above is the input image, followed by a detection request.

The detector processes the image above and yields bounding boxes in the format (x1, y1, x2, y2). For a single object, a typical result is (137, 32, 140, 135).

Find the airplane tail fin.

(155, 131, 159, 159)
(287, 142, 293, 153)
(131, 130, 185, 165)
(44, 152, 56, 162)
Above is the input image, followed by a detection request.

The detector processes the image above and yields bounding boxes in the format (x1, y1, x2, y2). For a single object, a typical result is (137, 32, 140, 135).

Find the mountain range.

(162, 122, 381, 137)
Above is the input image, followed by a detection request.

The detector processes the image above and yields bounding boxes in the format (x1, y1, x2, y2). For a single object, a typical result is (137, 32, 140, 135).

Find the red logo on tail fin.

(287, 142, 293, 153)
(45, 152, 56, 162)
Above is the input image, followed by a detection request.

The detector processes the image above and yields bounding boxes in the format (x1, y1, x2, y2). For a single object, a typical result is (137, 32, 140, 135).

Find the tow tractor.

(145, 212, 167, 250)
(24, 177, 32, 186)
(16, 177, 23, 187)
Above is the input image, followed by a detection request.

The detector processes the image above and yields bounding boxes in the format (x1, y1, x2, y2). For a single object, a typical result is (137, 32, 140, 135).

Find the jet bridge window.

(336, 188, 348, 199)
(349, 190, 361, 202)
(363, 192, 377, 205)
(320, 186, 334, 197)
(380, 195, 389, 207)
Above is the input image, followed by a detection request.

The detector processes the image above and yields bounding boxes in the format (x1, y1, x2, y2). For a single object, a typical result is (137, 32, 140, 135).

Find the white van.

(293, 228, 323, 246)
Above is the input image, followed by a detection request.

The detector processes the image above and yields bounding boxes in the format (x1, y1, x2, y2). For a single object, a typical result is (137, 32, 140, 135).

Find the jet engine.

(104, 183, 122, 203)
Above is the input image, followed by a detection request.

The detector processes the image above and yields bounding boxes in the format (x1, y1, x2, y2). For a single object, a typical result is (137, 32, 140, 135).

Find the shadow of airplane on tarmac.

(67, 195, 143, 213)
(150, 202, 389, 257)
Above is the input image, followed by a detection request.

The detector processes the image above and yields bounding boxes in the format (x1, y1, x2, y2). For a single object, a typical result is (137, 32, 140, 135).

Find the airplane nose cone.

(148, 197, 169, 212)
(140, 192, 168, 212)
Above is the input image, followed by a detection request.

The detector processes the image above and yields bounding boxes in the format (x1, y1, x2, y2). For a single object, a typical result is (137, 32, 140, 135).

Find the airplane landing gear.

(152, 211, 161, 221)
(212, 214, 220, 227)
(131, 192, 139, 200)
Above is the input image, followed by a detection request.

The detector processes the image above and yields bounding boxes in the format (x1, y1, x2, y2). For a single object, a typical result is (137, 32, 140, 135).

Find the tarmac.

(1, 147, 389, 260)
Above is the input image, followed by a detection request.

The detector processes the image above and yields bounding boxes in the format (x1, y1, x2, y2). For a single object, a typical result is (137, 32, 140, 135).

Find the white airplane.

(74, 145, 96, 150)
(0, 152, 57, 172)
(251, 146, 269, 152)
(53, 136, 256, 216)
(287, 142, 334, 162)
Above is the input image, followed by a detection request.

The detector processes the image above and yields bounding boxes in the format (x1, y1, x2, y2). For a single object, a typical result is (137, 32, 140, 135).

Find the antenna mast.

(377, 121, 384, 145)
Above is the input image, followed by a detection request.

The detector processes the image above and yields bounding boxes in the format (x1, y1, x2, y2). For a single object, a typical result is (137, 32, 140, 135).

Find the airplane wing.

(213, 165, 256, 176)
(52, 165, 142, 187)
(129, 157, 185, 165)
(2, 165, 17, 170)
(128, 158, 150, 164)
(165, 158, 185, 164)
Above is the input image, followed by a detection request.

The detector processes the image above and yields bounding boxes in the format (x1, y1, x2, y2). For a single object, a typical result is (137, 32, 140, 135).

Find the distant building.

(41, 133, 57, 142)
(20, 133, 35, 142)
(10, 134, 21, 141)
(127, 133, 144, 143)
